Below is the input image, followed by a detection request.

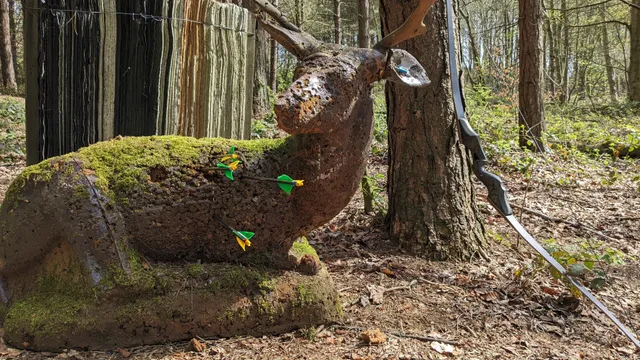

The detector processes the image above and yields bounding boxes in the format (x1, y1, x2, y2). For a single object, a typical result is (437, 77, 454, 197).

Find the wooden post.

(24, 0, 39, 165)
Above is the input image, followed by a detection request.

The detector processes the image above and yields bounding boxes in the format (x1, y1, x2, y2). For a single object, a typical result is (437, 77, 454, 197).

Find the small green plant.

(539, 238, 628, 294)
(361, 173, 388, 216)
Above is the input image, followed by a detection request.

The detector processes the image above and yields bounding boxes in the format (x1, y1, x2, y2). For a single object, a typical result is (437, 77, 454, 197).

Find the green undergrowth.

(467, 88, 640, 159)
(0, 96, 26, 162)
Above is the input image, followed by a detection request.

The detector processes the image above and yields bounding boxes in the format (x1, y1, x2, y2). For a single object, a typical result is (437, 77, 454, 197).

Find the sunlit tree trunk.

(381, 0, 486, 260)
(334, 0, 342, 44)
(545, 10, 557, 96)
(630, 0, 640, 101)
(0, 0, 16, 90)
(269, 0, 278, 93)
(560, 0, 569, 103)
(519, 0, 545, 151)
(600, 4, 617, 102)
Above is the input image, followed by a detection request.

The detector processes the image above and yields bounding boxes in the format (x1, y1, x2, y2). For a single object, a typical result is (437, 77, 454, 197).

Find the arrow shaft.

(241, 175, 295, 185)
(213, 216, 236, 233)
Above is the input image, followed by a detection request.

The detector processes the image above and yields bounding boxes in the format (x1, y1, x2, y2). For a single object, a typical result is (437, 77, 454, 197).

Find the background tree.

(518, 0, 545, 151)
(0, 0, 16, 90)
(380, 0, 486, 260)
(334, 0, 342, 44)
(630, 0, 640, 101)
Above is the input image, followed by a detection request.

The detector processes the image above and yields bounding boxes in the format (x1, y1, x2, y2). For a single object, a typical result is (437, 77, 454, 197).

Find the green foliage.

(539, 238, 629, 294)
(372, 83, 388, 156)
(361, 173, 387, 216)
(0, 97, 26, 161)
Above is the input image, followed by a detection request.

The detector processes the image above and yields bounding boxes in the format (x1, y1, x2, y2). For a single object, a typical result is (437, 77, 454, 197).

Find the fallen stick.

(478, 194, 619, 243)
(510, 203, 619, 243)
(331, 325, 460, 345)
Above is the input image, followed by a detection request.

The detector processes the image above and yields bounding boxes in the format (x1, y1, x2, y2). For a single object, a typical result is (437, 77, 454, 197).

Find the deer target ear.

(384, 49, 430, 88)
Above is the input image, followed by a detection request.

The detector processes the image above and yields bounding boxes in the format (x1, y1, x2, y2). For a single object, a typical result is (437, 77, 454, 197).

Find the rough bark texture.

(561, 0, 570, 103)
(0, 0, 16, 90)
(600, 5, 618, 102)
(269, 0, 279, 93)
(380, 0, 486, 260)
(518, 0, 545, 151)
(8, 0, 17, 84)
(630, 0, 640, 102)
(334, 0, 342, 44)
(250, 1, 271, 120)
(358, 0, 370, 48)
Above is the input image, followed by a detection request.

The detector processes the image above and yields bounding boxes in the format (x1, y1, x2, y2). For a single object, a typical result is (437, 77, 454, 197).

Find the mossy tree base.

(3, 257, 342, 352)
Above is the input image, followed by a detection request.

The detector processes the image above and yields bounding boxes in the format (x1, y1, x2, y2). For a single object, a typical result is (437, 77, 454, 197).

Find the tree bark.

(544, 9, 557, 96)
(560, 0, 570, 103)
(8, 0, 17, 84)
(358, 0, 373, 214)
(0, 0, 16, 90)
(246, 1, 270, 119)
(334, 0, 342, 44)
(253, 25, 270, 119)
(358, 0, 370, 48)
(381, 0, 486, 260)
(518, 0, 545, 151)
(294, 0, 303, 28)
(600, 4, 618, 101)
(630, 0, 640, 101)
(269, 0, 279, 93)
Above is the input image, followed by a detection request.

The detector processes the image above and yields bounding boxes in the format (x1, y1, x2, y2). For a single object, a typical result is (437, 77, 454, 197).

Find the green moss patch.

(4, 262, 341, 352)
(289, 237, 319, 261)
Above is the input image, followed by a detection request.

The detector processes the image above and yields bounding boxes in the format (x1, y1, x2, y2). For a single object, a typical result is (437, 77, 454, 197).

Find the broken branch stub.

(373, 0, 437, 52)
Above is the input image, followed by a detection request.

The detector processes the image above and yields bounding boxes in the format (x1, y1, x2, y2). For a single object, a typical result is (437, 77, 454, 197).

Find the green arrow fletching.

(277, 174, 295, 194)
(236, 231, 255, 240)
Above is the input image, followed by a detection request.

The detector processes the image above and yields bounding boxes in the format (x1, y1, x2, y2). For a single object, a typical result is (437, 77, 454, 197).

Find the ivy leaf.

(549, 267, 563, 280)
(584, 261, 595, 270)
(590, 277, 607, 290)
(567, 263, 589, 277)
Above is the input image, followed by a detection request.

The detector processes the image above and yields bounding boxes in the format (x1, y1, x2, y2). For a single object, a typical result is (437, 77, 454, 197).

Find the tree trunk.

(381, 0, 486, 260)
(599, 5, 617, 102)
(8, 0, 17, 84)
(246, 2, 270, 119)
(358, 0, 373, 214)
(358, 0, 370, 48)
(518, 0, 545, 151)
(544, 11, 557, 96)
(0, 0, 16, 90)
(460, 9, 482, 82)
(294, 0, 303, 28)
(269, 0, 278, 93)
(560, 0, 569, 103)
(253, 25, 270, 119)
(630, 0, 640, 102)
(334, 0, 342, 44)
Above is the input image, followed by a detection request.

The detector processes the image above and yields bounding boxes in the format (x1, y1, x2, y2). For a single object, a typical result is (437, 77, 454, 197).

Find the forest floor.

(0, 96, 639, 359)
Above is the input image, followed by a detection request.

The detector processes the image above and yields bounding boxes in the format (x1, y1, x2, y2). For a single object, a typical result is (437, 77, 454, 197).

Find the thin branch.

(332, 325, 460, 345)
(510, 203, 620, 243)
(617, 0, 640, 11)
(568, 20, 630, 30)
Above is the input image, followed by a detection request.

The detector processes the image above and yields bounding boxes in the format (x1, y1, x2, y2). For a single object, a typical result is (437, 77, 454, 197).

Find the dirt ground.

(0, 146, 639, 359)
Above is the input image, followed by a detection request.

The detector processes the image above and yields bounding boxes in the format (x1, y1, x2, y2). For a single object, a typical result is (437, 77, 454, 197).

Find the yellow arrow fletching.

(236, 237, 247, 251)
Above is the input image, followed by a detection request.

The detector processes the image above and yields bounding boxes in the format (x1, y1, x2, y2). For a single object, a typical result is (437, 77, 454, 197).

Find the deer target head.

(252, 0, 434, 134)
